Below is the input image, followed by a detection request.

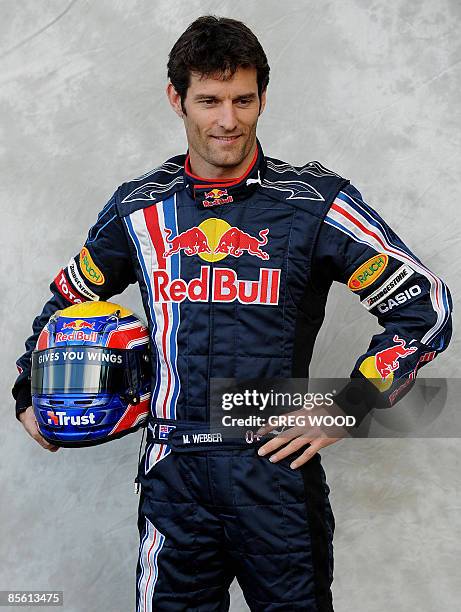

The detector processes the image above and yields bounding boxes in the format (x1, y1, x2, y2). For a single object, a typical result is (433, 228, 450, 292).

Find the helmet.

(31, 301, 151, 447)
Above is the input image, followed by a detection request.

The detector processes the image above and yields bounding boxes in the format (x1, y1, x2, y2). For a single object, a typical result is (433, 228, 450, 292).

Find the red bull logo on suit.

(359, 334, 418, 391)
(202, 188, 234, 207)
(163, 220, 269, 261)
(159, 220, 279, 305)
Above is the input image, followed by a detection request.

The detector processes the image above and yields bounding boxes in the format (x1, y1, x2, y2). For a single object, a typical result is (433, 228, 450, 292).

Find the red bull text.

(57, 320, 97, 343)
(202, 188, 234, 207)
(152, 267, 280, 305)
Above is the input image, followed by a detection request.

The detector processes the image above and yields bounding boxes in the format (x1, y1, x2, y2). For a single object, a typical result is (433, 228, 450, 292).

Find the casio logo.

(377, 285, 422, 314)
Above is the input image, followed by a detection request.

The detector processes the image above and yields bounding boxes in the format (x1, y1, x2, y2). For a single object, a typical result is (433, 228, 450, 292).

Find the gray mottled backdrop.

(1, 1, 460, 611)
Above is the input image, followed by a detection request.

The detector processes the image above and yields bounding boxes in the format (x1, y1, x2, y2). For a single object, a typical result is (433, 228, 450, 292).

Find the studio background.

(1, 1, 460, 611)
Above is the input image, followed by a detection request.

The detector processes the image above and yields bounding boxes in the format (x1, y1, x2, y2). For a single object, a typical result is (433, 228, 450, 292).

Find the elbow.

(435, 281, 453, 353)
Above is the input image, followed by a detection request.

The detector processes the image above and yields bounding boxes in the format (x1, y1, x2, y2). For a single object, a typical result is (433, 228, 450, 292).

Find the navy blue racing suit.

(13, 139, 452, 611)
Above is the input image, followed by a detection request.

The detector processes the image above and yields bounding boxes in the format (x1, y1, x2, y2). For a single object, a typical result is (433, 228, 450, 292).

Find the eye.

(200, 99, 216, 106)
(237, 98, 253, 106)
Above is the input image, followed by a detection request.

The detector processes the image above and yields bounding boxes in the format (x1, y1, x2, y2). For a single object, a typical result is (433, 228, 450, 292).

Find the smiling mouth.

(211, 135, 242, 142)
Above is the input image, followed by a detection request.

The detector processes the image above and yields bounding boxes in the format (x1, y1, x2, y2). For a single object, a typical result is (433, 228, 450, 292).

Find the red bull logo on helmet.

(62, 319, 95, 331)
(56, 319, 97, 343)
(202, 188, 233, 207)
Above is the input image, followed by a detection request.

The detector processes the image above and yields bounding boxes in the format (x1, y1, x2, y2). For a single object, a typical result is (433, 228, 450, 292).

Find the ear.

(258, 88, 267, 116)
(166, 82, 184, 118)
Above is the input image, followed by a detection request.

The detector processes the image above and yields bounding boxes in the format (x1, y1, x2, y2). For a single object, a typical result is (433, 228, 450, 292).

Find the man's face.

(167, 66, 266, 175)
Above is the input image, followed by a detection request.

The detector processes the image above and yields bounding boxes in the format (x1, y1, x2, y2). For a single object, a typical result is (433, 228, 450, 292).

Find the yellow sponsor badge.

(359, 356, 394, 392)
(348, 254, 388, 292)
(79, 247, 105, 286)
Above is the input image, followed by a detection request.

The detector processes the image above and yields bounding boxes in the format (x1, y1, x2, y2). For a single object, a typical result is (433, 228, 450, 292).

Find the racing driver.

(13, 15, 452, 612)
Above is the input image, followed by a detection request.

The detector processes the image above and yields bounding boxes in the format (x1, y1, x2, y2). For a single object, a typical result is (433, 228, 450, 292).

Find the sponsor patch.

(387, 351, 437, 405)
(46, 409, 98, 427)
(54, 270, 85, 305)
(348, 254, 388, 292)
(163, 220, 269, 261)
(152, 266, 280, 305)
(202, 188, 234, 207)
(79, 247, 105, 286)
(388, 378, 414, 405)
(159, 424, 175, 440)
(67, 259, 99, 300)
(362, 264, 414, 310)
(359, 335, 418, 392)
(376, 285, 422, 314)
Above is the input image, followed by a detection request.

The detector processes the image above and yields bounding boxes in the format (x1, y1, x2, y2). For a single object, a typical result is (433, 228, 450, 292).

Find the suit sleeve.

(12, 192, 136, 418)
(312, 183, 452, 423)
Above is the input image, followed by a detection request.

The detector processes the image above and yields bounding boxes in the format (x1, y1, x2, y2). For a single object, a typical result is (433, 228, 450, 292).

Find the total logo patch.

(348, 254, 388, 292)
(54, 270, 84, 305)
(79, 247, 105, 286)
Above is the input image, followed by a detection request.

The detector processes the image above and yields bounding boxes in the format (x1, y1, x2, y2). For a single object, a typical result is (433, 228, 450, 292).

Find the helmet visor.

(31, 346, 145, 395)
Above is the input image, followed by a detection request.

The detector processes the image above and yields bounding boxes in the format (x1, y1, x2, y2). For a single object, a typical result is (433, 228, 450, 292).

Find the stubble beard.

(190, 125, 257, 171)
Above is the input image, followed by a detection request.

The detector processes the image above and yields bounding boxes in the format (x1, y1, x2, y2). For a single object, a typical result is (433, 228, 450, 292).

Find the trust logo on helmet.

(47, 410, 97, 426)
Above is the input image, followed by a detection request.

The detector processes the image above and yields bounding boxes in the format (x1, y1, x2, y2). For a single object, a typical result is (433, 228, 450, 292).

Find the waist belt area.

(147, 418, 273, 453)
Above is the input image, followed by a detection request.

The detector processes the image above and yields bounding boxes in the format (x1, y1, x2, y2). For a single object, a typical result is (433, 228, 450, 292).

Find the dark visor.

(32, 346, 148, 395)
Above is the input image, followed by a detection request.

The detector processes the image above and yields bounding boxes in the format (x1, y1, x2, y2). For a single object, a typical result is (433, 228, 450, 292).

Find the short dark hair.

(167, 15, 270, 112)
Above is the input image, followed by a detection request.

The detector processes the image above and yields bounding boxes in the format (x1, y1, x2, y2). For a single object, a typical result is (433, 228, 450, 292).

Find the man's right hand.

(19, 406, 60, 452)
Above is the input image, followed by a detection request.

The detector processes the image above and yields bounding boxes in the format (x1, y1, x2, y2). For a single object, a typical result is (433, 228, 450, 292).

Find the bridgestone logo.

(67, 259, 99, 301)
(362, 264, 414, 310)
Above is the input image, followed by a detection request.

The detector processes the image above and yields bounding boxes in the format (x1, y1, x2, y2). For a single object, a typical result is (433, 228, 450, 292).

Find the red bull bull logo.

(374, 335, 418, 380)
(62, 319, 95, 331)
(214, 227, 269, 260)
(202, 188, 233, 207)
(163, 227, 212, 257)
(162, 221, 269, 261)
(158, 220, 279, 304)
(359, 334, 418, 391)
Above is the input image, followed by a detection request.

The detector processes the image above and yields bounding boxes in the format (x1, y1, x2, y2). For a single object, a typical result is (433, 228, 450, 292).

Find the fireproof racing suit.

(13, 139, 452, 611)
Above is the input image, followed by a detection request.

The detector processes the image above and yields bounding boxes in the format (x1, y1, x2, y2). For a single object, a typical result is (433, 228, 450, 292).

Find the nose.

(217, 100, 238, 132)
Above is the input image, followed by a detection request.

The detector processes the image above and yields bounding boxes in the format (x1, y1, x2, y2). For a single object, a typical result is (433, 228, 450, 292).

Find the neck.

(187, 141, 257, 180)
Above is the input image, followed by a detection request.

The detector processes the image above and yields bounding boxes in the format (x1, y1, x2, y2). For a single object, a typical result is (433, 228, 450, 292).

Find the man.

(14, 15, 452, 612)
